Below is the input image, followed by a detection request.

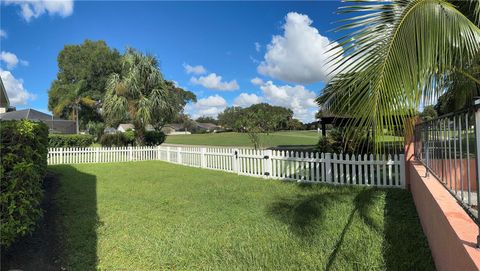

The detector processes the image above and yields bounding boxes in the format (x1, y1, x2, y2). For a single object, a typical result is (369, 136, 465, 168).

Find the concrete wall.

(408, 161, 480, 271)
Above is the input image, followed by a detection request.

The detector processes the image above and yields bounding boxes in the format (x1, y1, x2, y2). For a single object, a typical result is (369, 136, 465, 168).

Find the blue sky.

(1, 1, 345, 122)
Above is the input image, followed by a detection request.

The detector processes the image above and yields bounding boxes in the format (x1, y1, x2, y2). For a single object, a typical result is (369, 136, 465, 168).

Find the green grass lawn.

(9, 161, 433, 270)
(164, 130, 321, 147)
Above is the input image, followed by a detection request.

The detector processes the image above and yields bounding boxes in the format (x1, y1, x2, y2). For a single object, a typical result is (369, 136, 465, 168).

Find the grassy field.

(164, 130, 321, 147)
(4, 161, 433, 270)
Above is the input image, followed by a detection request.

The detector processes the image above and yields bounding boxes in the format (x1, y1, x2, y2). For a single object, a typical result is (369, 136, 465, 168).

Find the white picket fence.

(48, 144, 405, 188)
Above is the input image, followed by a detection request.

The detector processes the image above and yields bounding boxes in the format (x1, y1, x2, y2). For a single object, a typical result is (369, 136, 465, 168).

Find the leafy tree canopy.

(196, 116, 218, 125)
(48, 40, 122, 127)
(102, 49, 195, 144)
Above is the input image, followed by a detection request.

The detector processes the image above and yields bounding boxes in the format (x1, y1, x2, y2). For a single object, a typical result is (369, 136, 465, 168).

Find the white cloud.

(255, 42, 261, 52)
(258, 12, 343, 84)
(0, 29, 6, 39)
(233, 93, 263, 107)
(190, 73, 239, 91)
(187, 94, 228, 118)
(0, 68, 36, 106)
(250, 77, 264, 86)
(183, 63, 206, 75)
(0, 51, 28, 70)
(3, 0, 74, 22)
(259, 80, 317, 122)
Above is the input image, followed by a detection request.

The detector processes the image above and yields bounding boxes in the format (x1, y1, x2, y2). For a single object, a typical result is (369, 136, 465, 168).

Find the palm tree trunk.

(76, 107, 79, 134)
(134, 122, 145, 146)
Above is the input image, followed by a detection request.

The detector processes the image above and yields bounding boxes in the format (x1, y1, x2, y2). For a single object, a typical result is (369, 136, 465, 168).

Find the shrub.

(48, 134, 94, 148)
(86, 121, 105, 141)
(144, 131, 166, 146)
(99, 133, 132, 147)
(124, 129, 136, 144)
(317, 127, 373, 154)
(0, 120, 48, 247)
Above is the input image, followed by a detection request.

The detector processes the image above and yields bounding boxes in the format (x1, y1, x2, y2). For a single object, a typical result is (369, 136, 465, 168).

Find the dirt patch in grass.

(1, 172, 66, 271)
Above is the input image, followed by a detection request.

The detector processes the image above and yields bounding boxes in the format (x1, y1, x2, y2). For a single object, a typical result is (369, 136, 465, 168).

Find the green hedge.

(48, 134, 94, 148)
(99, 133, 132, 147)
(0, 120, 48, 247)
(144, 131, 166, 146)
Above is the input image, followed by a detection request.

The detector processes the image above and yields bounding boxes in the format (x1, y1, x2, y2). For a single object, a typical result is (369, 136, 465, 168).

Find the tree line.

(47, 40, 309, 146)
(48, 40, 196, 145)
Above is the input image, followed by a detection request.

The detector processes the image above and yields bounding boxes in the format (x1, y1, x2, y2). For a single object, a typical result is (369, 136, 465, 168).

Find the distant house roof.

(0, 108, 76, 134)
(164, 123, 184, 131)
(0, 77, 9, 108)
(117, 123, 135, 131)
(196, 122, 220, 130)
(0, 108, 56, 121)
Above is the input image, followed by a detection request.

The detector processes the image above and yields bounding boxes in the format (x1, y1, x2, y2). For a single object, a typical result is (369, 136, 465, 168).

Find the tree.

(103, 48, 169, 145)
(48, 40, 121, 128)
(317, 0, 480, 152)
(286, 119, 304, 130)
(149, 80, 196, 131)
(218, 106, 245, 131)
(196, 116, 218, 125)
(420, 106, 438, 122)
(237, 103, 293, 149)
(50, 81, 97, 134)
(434, 54, 480, 115)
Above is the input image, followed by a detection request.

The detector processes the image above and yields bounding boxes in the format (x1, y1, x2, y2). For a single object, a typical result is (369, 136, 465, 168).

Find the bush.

(124, 129, 136, 144)
(86, 121, 105, 141)
(48, 134, 94, 148)
(317, 127, 373, 154)
(99, 133, 132, 147)
(0, 120, 48, 247)
(144, 131, 166, 146)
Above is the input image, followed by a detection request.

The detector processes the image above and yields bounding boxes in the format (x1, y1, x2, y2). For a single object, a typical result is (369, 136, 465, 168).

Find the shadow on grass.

(268, 187, 435, 270)
(383, 189, 435, 271)
(1, 165, 99, 271)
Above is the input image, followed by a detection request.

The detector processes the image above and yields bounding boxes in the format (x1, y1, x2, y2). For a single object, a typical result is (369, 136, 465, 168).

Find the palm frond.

(319, 0, 480, 153)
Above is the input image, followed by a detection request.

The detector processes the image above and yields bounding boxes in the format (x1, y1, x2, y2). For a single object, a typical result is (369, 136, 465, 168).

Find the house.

(117, 124, 155, 133)
(0, 78, 14, 113)
(117, 123, 135, 133)
(104, 127, 117, 134)
(161, 123, 191, 135)
(196, 122, 221, 133)
(0, 108, 76, 134)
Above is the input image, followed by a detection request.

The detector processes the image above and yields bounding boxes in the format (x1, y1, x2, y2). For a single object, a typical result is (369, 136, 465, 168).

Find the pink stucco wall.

(408, 161, 480, 271)
(428, 158, 477, 191)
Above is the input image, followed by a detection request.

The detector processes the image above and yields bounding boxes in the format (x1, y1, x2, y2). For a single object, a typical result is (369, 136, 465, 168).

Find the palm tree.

(52, 81, 96, 134)
(102, 48, 169, 145)
(318, 0, 480, 152)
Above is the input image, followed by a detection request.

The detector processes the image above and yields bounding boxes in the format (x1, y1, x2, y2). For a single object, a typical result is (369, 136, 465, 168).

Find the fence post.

(325, 153, 332, 183)
(96, 147, 100, 163)
(263, 149, 272, 179)
(201, 147, 206, 168)
(399, 154, 406, 188)
(60, 147, 64, 164)
(232, 149, 239, 174)
(166, 146, 171, 162)
(129, 146, 133, 161)
(177, 147, 182, 164)
(473, 99, 480, 248)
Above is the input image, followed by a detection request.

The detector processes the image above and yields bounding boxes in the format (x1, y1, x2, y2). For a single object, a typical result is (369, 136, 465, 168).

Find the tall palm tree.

(318, 0, 480, 152)
(52, 81, 96, 134)
(102, 48, 169, 144)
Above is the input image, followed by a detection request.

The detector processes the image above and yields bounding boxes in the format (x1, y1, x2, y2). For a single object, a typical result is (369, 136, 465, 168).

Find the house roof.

(117, 123, 135, 130)
(0, 108, 56, 121)
(164, 123, 184, 131)
(196, 122, 219, 130)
